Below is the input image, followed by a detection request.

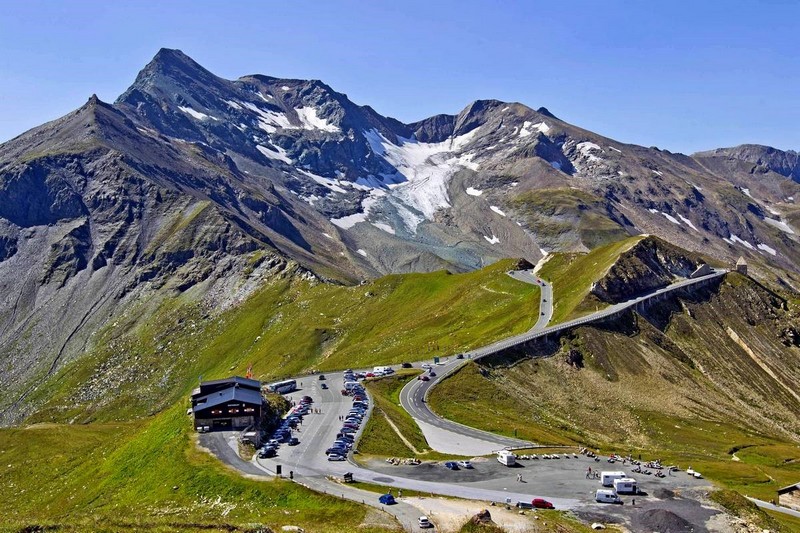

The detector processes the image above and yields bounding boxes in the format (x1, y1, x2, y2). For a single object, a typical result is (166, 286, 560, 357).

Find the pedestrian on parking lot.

(398, 489, 403, 498)
(632, 498, 635, 506)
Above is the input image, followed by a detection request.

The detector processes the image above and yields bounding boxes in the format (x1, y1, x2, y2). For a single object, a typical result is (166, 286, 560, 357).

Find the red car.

(418, 375, 430, 381)
(532, 498, 554, 509)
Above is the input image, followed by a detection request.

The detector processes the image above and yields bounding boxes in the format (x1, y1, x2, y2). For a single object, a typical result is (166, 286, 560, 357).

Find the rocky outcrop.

(590, 237, 703, 303)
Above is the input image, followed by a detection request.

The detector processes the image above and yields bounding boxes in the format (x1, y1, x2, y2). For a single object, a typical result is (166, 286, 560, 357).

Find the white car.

(418, 516, 433, 528)
(327, 454, 346, 461)
(457, 460, 473, 469)
(421, 363, 432, 369)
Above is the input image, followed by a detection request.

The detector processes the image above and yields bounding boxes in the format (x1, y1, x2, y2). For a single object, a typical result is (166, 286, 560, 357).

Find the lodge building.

(191, 376, 264, 430)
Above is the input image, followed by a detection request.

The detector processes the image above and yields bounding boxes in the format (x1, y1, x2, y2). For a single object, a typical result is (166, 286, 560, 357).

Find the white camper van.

(613, 477, 638, 494)
(601, 471, 627, 487)
(497, 450, 517, 466)
(595, 489, 622, 504)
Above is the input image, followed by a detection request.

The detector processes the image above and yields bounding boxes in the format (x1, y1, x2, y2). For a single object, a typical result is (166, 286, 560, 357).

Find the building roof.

(736, 256, 748, 266)
(192, 386, 264, 413)
(778, 482, 800, 495)
(200, 376, 261, 389)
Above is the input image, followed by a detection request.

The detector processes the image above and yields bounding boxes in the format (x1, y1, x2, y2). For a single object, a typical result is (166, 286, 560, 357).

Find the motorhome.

(613, 477, 638, 494)
(601, 471, 627, 487)
(373, 366, 394, 375)
(595, 489, 622, 504)
(497, 450, 517, 466)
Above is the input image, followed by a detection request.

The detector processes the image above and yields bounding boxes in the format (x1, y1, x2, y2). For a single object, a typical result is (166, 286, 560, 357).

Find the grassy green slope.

(27, 258, 539, 424)
(0, 407, 380, 532)
(538, 235, 644, 323)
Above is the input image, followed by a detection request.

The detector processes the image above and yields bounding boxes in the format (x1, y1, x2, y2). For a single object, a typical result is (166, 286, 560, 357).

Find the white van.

(595, 489, 622, 504)
(497, 450, 517, 466)
(613, 477, 638, 494)
(600, 471, 627, 487)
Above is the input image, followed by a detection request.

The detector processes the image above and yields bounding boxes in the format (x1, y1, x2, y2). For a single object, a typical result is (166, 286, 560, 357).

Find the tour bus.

(265, 379, 297, 394)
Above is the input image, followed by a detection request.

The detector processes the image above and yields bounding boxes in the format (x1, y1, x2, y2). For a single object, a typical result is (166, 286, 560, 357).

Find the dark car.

(429, 370, 436, 377)
(456, 353, 464, 359)
(418, 375, 430, 381)
(532, 498, 554, 509)
(379, 494, 396, 505)
(444, 461, 459, 470)
(321, 383, 328, 389)
(258, 448, 276, 458)
(401, 362, 413, 368)
(301, 395, 313, 404)
(326, 446, 347, 455)
(318, 375, 326, 380)
(287, 437, 300, 446)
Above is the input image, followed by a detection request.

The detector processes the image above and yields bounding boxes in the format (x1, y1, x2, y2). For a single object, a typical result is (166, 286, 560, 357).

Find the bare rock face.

(590, 236, 703, 303)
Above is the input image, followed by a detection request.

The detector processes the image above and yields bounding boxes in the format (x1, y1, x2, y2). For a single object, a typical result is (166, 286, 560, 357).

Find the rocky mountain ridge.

(1, 48, 799, 424)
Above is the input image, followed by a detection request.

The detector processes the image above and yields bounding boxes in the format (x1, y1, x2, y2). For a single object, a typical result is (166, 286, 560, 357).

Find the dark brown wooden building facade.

(191, 376, 263, 430)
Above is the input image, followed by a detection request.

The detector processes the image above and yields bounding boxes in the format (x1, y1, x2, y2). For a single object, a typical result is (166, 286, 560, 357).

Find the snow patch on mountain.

(179, 106, 216, 121)
(758, 243, 777, 256)
(661, 212, 681, 225)
(730, 234, 755, 250)
(241, 102, 294, 132)
(677, 214, 699, 231)
(484, 234, 500, 244)
(519, 121, 550, 137)
(466, 187, 483, 196)
(372, 222, 395, 235)
(361, 128, 481, 230)
(576, 141, 603, 161)
(490, 206, 506, 217)
(257, 144, 292, 164)
(299, 169, 347, 194)
(295, 107, 340, 132)
(764, 217, 795, 234)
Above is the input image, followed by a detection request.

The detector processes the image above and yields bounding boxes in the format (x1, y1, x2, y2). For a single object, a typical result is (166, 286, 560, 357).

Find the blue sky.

(1, 1, 798, 153)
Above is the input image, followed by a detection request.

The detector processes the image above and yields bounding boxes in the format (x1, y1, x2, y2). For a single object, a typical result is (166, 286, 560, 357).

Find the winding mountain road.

(399, 268, 727, 451)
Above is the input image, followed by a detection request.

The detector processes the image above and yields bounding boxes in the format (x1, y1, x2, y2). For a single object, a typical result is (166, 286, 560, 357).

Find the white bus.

(266, 379, 297, 394)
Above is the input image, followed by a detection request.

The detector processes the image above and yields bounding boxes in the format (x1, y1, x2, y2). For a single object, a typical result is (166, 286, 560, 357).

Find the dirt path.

(381, 409, 424, 455)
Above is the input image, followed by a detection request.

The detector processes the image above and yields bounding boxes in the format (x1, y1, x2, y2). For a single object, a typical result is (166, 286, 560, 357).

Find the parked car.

(457, 460, 473, 469)
(444, 461, 459, 470)
(321, 383, 328, 389)
(418, 516, 433, 528)
(418, 375, 430, 381)
(287, 437, 300, 446)
(378, 494, 396, 505)
(533, 498, 555, 509)
(258, 448, 276, 458)
(327, 454, 346, 461)
(456, 353, 464, 359)
(421, 363, 432, 369)
(401, 362, 413, 368)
